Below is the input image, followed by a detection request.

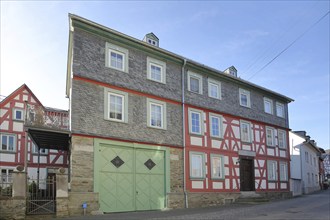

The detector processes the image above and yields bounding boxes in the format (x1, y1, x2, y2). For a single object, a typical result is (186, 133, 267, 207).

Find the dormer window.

(143, 33, 159, 47)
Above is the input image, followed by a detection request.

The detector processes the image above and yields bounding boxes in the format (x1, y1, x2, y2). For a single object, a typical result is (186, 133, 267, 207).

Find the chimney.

(143, 33, 159, 47)
(224, 66, 237, 77)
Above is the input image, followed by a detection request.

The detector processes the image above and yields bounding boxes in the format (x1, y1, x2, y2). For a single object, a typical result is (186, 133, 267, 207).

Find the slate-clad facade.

(66, 14, 293, 215)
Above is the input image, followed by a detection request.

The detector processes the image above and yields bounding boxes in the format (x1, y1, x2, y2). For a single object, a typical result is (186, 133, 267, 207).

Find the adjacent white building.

(289, 131, 321, 196)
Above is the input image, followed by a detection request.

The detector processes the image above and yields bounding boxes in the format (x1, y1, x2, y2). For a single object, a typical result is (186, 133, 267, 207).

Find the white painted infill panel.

(233, 126, 240, 139)
(191, 136, 203, 146)
(225, 179, 230, 189)
(55, 155, 63, 164)
(1, 153, 15, 162)
(267, 148, 275, 156)
(280, 150, 286, 157)
(13, 121, 23, 132)
(213, 182, 223, 189)
(211, 139, 221, 149)
(0, 121, 9, 130)
(268, 182, 276, 189)
(0, 109, 7, 117)
(15, 103, 24, 108)
(281, 183, 287, 189)
(192, 181, 204, 189)
(225, 167, 229, 176)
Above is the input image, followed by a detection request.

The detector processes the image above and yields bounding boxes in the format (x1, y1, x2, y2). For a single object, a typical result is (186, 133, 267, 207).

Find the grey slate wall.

(72, 29, 182, 102)
(71, 79, 183, 146)
(184, 70, 289, 128)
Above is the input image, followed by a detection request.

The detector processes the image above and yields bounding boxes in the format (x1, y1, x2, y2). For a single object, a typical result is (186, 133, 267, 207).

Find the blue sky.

(1, 1, 329, 149)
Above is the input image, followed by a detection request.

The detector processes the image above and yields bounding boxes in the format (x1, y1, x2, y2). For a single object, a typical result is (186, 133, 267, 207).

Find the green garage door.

(98, 145, 165, 212)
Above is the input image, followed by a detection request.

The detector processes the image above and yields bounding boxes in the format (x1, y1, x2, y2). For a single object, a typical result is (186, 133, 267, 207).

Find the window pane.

(212, 157, 222, 178)
(109, 94, 123, 120)
(110, 51, 123, 70)
(276, 104, 284, 117)
(151, 65, 162, 81)
(2, 136, 7, 150)
(241, 94, 248, 106)
(209, 83, 218, 98)
(191, 112, 200, 133)
(15, 110, 22, 120)
(191, 154, 202, 178)
(151, 104, 162, 127)
(211, 117, 220, 137)
(266, 129, 274, 146)
(241, 123, 250, 142)
(190, 77, 200, 93)
(8, 136, 14, 151)
(264, 100, 272, 113)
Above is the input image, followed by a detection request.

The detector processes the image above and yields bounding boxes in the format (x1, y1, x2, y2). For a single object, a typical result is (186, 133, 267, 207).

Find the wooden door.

(240, 158, 255, 191)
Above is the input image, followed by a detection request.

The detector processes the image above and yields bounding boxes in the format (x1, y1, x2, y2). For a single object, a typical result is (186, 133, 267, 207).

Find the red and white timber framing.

(184, 104, 290, 193)
(0, 84, 68, 177)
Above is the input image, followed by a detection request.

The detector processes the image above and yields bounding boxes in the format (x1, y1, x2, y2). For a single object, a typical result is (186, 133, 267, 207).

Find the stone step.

(235, 197, 270, 205)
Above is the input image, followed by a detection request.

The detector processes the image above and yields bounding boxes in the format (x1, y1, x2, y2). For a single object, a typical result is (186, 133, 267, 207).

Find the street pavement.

(61, 189, 330, 220)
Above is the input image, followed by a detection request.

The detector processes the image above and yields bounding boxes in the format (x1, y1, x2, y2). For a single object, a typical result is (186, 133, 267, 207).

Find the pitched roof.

(0, 84, 43, 108)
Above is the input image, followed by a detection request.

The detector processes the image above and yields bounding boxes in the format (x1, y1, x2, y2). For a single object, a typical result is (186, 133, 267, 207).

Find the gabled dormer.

(224, 66, 237, 77)
(143, 32, 159, 47)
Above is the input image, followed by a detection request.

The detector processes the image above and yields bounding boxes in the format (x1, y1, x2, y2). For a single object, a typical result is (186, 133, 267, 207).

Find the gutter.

(182, 59, 188, 208)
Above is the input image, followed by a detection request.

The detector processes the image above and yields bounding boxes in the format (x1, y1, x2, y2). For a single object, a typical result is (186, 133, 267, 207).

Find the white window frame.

(188, 71, 203, 94)
(188, 108, 204, 135)
(104, 88, 128, 123)
(208, 78, 221, 99)
(209, 113, 223, 139)
(239, 88, 251, 108)
(266, 127, 275, 147)
(263, 97, 273, 114)
(278, 129, 287, 149)
(276, 102, 285, 118)
(210, 154, 224, 179)
(1, 133, 16, 152)
(105, 42, 129, 73)
(147, 57, 166, 84)
(147, 98, 167, 130)
(240, 120, 252, 143)
(189, 151, 205, 179)
(13, 108, 24, 121)
(267, 160, 278, 181)
(1, 169, 13, 183)
(279, 161, 288, 181)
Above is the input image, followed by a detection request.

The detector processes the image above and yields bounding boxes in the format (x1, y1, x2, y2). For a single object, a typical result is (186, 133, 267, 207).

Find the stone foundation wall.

(187, 192, 240, 208)
(68, 192, 99, 216)
(258, 191, 292, 200)
(167, 192, 185, 209)
(0, 198, 25, 220)
(70, 136, 94, 192)
(169, 148, 184, 193)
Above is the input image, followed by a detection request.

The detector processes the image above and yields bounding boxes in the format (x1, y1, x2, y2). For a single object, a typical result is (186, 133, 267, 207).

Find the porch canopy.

(26, 126, 70, 151)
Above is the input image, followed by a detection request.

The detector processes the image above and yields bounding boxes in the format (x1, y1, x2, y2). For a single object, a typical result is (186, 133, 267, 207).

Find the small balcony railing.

(25, 104, 69, 131)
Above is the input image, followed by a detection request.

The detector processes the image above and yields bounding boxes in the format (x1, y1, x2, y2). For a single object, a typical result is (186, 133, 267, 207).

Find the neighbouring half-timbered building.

(0, 84, 69, 182)
(66, 14, 293, 215)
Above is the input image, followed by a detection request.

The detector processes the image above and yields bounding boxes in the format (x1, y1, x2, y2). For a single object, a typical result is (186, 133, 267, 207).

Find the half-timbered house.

(65, 14, 293, 215)
(0, 84, 69, 182)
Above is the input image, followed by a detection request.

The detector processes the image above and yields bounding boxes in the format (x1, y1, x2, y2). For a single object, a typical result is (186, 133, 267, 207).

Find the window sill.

(147, 125, 166, 130)
(190, 177, 206, 180)
(0, 150, 16, 154)
(240, 105, 251, 109)
(266, 145, 276, 148)
(104, 118, 128, 124)
(147, 78, 166, 85)
(210, 136, 223, 141)
(188, 90, 202, 95)
(189, 132, 204, 137)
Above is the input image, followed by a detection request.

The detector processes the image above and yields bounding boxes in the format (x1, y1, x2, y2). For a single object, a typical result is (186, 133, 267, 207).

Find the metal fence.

(26, 176, 56, 215)
(0, 174, 13, 197)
